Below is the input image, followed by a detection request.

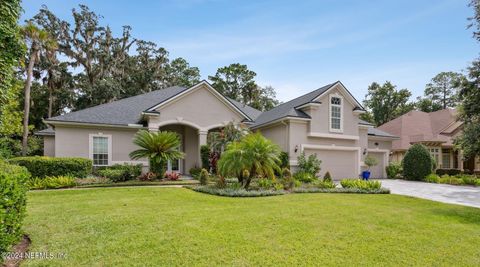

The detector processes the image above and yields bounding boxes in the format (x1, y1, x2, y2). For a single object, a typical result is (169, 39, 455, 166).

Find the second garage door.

(304, 149, 358, 180)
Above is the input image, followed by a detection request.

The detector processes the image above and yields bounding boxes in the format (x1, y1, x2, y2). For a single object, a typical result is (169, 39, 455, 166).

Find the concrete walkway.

(380, 179, 480, 208)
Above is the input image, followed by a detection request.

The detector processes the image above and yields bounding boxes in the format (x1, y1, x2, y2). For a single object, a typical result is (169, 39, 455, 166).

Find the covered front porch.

(155, 123, 220, 174)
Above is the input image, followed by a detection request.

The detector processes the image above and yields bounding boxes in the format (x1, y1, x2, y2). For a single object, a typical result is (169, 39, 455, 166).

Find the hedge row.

(0, 161, 30, 254)
(9, 156, 92, 178)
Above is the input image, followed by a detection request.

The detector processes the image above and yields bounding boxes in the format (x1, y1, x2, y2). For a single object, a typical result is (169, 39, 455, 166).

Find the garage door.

(368, 152, 385, 179)
(304, 149, 358, 180)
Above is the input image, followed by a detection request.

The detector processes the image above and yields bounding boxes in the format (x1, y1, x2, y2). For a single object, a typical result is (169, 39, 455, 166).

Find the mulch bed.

(2, 235, 31, 267)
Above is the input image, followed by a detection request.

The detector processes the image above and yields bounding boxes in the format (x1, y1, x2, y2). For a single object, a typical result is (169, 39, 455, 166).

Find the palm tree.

(217, 132, 281, 189)
(129, 130, 184, 177)
(208, 122, 249, 154)
(20, 22, 55, 155)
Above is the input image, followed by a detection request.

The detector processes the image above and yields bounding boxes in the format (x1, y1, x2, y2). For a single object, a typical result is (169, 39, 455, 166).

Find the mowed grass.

(24, 187, 480, 266)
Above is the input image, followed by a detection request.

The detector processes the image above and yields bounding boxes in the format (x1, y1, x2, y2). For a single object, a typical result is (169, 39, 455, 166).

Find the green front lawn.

(24, 188, 480, 266)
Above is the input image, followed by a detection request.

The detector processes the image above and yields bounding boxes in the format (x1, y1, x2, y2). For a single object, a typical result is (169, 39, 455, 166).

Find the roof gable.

(146, 81, 254, 121)
(251, 81, 364, 128)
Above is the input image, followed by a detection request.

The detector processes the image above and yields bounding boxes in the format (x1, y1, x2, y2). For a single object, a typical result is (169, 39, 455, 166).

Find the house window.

(428, 147, 440, 167)
(330, 95, 342, 132)
(442, 149, 451, 169)
(91, 135, 111, 166)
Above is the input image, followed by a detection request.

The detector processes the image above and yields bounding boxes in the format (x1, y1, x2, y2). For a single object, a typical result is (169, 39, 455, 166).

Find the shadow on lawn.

(431, 207, 480, 225)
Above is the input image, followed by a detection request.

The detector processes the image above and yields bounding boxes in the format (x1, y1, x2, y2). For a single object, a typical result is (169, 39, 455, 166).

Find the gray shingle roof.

(46, 85, 260, 126)
(250, 82, 337, 128)
(226, 97, 262, 120)
(368, 127, 398, 138)
(35, 127, 55, 136)
(47, 86, 188, 125)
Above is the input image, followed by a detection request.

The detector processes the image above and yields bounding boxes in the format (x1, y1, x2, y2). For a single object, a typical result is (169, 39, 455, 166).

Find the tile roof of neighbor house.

(377, 109, 458, 151)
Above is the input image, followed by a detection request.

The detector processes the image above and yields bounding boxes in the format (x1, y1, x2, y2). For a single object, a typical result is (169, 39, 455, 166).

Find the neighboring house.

(377, 109, 480, 172)
(36, 81, 397, 179)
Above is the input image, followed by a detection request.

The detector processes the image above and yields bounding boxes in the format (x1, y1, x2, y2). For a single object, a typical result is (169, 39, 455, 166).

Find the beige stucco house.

(37, 81, 397, 179)
(377, 109, 480, 173)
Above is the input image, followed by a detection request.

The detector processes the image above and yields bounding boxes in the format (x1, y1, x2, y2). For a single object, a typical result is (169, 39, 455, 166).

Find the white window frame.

(89, 134, 112, 166)
(329, 94, 343, 133)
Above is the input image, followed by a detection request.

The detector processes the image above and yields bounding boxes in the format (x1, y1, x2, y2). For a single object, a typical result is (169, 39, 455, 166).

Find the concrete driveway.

(379, 179, 480, 208)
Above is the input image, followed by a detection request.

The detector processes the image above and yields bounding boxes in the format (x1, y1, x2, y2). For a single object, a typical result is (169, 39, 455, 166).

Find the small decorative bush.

(189, 185, 286, 197)
(402, 144, 433, 181)
(75, 176, 110, 186)
(97, 169, 125, 182)
(297, 152, 321, 176)
(386, 162, 402, 179)
(438, 175, 464, 185)
(9, 156, 92, 178)
(281, 168, 295, 190)
(257, 178, 273, 189)
(279, 151, 289, 169)
(199, 168, 209, 185)
(200, 145, 210, 170)
(364, 155, 378, 171)
(27, 176, 76, 190)
(457, 174, 477, 185)
(189, 167, 202, 179)
(0, 161, 30, 254)
(138, 172, 157, 181)
(436, 168, 462, 176)
(293, 171, 316, 183)
(215, 175, 226, 188)
(293, 187, 390, 194)
(166, 172, 181, 181)
(97, 163, 142, 180)
(315, 180, 336, 189)
(425, 173, 439, 183)
(323, 171, 332, 182)
(340, 179, 382, 190)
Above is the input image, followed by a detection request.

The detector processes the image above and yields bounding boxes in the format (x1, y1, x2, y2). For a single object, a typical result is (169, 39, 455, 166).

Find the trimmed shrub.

(456, 174, 478, 185)
(189, 167, 202, 179)
(200, 145, 210, 170)
(293, 187, 390, 194)
(97, 169, 125, 182)
(314, 180, 336, 189)
(293, 171, 317, 183)
(27, 176, 76, 190)
(340, 179, 382, 190)
(9, 156, 92, 178)
(323, 171, 332, 182)
(0, 161, 30, 254)
(297, 152, 321, 176)
(188, 185, 286, 197)
(199, 168, 209, 185)
(386, 162, 402, 179)
(402, 144, 433, 181)
(425, 173, 440, 183)
(98, 164, 142, 179)
(438, 175, 464, 185)
(436, 168, 462, 176)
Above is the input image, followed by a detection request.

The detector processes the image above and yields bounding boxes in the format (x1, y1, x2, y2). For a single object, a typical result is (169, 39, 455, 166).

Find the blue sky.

(22, 0, 478, 102)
